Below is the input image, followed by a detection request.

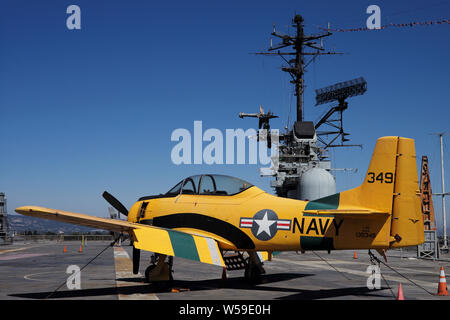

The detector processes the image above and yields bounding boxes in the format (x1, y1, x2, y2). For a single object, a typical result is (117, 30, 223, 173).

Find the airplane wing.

(15, 206, 225, 267)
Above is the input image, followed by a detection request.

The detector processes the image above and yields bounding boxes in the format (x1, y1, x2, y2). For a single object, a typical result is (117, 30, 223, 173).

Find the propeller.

(132, 246, 141, 274)
(102, 191, 141, 274)
(102, 191, 128, 216)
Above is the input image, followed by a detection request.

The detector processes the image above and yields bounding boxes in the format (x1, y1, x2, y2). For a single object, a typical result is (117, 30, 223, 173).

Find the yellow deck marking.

(0, 246, 34, 255)
(113, 246, 159, 300)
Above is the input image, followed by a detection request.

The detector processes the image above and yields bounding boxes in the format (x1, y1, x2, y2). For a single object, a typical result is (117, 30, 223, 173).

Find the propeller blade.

(132, 245, 140, 274)
(102, 191, 128, 216)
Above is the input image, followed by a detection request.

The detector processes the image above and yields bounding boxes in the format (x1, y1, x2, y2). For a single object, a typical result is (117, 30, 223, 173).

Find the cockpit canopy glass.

(166, 174, 253, 196)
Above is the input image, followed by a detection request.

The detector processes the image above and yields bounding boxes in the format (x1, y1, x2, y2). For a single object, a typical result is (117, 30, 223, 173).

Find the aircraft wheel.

(244, 265, 262, 284)
(144, 265, 156, 283)
(145, 263, 173, 283)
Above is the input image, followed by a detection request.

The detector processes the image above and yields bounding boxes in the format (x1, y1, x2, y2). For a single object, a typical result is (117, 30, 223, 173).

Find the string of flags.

(319, 18, 450, 32)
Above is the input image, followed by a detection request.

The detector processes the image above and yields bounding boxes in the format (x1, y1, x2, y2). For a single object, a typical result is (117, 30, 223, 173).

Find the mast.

(431, 133, 449, 250)
(440, 134, 447, 249)
(294, 15, 304, 122)
(241, 14, 361, 200)
(434, 133, 449, 250)
(257, 14, 340, 124)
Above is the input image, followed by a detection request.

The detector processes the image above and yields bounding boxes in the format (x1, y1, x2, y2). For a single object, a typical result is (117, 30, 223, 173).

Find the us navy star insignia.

(254, 211, 276, 236)
(239, 209, 291, 241)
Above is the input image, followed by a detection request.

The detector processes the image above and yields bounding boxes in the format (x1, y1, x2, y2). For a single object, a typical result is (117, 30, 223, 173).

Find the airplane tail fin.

(342, 136, 424, 247)
(305, 136, 424, 248)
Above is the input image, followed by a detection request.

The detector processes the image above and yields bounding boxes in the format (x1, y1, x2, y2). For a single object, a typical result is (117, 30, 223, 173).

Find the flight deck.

(1, 240, 449, 301)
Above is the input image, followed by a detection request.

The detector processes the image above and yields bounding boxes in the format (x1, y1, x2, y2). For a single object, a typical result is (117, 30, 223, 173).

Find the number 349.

(367, 172, 393, 184)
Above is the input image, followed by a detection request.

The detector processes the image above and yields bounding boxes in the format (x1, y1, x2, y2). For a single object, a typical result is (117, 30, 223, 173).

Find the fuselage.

(127, 186, 349, 252)
(125, 138, 426, 254)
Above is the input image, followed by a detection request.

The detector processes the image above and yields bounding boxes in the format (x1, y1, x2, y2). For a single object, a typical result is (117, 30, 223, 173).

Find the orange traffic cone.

(437, 266, 448, 296)
(63, 246, 66, 253)
(396, 283, 405, 300)
(79, 245, 83, 253)
(353, 251, 358, 259)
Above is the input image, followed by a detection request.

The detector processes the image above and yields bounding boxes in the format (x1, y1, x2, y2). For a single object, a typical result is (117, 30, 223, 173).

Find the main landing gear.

(144, 254, 173, 283)
(223, 251, 266, 284)
(144, 251, 266, 284)
(244, 251, 266, 284)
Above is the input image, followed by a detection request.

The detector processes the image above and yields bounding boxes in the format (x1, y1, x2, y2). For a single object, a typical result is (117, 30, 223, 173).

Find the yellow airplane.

(15, 136, 424, 283)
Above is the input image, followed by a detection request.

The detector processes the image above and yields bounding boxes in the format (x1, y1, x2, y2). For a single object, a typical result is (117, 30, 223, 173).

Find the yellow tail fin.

(390, 137, 424, 247)
(339, 136, 424, 247)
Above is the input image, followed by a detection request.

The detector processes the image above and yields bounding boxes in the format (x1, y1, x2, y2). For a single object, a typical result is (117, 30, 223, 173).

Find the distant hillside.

(7, 214, 108, 234)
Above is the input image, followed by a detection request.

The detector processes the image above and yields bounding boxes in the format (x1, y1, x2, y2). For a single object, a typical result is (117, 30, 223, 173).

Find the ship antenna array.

(241, 14, 364, 200)
(253, 15, 365, 158)
(254, 14, 342, 124)
(314, 77, 367, 153)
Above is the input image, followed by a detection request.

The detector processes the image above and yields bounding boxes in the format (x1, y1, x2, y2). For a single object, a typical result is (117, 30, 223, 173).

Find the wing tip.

(15, 206, 33, 215)
(15, 206, 49, 215)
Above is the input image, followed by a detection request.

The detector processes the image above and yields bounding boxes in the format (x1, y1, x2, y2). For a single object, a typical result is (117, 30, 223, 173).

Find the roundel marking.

(240, 209, 291, 241)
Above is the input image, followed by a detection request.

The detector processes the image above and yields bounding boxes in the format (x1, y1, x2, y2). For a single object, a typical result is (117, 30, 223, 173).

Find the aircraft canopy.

(166, 174, 253, 196)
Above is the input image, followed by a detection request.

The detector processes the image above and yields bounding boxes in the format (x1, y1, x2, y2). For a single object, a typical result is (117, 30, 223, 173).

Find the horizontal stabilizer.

(303, 209, 389, 219)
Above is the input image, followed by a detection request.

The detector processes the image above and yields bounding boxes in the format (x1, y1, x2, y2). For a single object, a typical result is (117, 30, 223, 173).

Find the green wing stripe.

(305, 193, 340, 210)
(168, 230, 200, 262)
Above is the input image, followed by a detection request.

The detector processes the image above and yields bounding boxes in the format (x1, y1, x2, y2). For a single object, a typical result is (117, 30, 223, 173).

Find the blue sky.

(1, 0, 449, 232)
